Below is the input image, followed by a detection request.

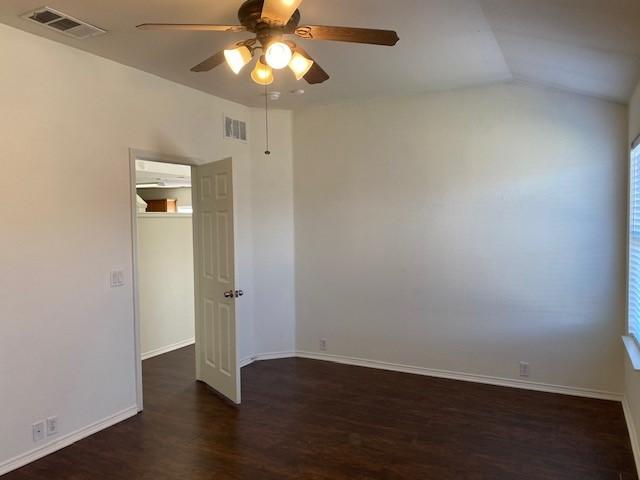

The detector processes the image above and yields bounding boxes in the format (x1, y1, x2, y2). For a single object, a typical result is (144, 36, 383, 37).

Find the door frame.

(128, 148, 203, 412)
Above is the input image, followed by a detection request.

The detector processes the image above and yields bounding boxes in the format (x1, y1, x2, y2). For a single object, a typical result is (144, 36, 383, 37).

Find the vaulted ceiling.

(0, 0, 638, 108)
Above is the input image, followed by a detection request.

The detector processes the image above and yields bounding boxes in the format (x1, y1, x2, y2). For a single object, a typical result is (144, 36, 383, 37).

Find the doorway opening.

(132, 153, 196, 412)
(129, 150, 242, 411)
(136, 159, 194, 359)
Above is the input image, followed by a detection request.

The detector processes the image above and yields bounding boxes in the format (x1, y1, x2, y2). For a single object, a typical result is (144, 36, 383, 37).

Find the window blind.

(629, 143, 640, 342)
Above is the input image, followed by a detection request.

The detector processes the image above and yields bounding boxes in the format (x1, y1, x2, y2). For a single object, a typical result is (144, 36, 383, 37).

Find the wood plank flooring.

(5, 345, 638, 479)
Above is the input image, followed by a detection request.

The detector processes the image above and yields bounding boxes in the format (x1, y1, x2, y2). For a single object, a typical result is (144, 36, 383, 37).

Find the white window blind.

(629, 142, 640, 341)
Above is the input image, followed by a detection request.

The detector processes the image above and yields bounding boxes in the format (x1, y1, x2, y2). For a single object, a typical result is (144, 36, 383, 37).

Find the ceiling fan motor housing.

(238, 0, 301, 40)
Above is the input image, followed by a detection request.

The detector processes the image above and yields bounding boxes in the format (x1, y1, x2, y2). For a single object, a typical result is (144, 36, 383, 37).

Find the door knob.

(235, 290, 244, 298)
(224, 290, 234, 298)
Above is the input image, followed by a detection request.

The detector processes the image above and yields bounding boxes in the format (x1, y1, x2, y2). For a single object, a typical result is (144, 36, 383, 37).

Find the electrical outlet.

(46, 416, 58, 436)
(519, 362, 530, 378)
(319, 339, 327, 351)
(32, 421, 45, 442)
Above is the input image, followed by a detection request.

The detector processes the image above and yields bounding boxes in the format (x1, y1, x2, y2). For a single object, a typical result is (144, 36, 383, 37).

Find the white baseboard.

(0, 405, 138, 476)
(623, 397, 640, 475)
(141, 338, 195, 360)
(296, 350, 624, 401)
(239, 351, 296, 368)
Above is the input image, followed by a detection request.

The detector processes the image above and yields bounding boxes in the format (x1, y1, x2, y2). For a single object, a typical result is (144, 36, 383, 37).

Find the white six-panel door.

(192, 158, 240, 404)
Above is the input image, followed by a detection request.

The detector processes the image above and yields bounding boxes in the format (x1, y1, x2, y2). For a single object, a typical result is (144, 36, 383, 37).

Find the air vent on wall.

(22, 7, 106, 40)
(224, 115, 247, 142)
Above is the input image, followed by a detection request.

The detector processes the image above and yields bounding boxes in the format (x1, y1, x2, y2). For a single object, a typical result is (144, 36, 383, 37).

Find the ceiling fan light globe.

(224, 46, 252, 74)
(251, 58, 274, 85)
(265, 42, 293, 70)
(288, 52, 314, 80)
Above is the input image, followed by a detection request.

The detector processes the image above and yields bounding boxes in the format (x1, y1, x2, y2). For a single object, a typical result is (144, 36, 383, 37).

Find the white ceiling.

(0, 0, 638, 107)
(481, 0, 640, 103)
(136, 160, 191, 188)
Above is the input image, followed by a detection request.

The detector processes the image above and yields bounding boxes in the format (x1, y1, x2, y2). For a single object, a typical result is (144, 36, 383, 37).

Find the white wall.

(0, 22, 294, 471)
(249, 109, 296, 357)
(137, 215, 194, 357)
(293, 82, 627, 394)
(626, 81, 640, 453)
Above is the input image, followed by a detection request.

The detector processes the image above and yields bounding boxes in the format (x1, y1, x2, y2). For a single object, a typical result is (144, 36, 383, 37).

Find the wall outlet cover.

(32, 421, 45, 442)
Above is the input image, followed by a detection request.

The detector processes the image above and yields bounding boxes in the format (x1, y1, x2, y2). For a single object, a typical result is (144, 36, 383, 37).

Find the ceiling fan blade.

(137, 23, 246, 32)
(261, 0, 303, 25)
(295, 25, 399, 46)
(295, 46, 330, 85)
(191, 50, 227, 72)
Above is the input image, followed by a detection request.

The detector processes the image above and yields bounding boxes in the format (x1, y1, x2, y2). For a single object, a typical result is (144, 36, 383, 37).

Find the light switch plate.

(46, 416, 58, 436)
(110, 270, 125, 288)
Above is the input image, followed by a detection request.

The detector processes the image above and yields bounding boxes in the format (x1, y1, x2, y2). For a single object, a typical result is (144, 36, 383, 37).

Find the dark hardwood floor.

(5, 345, 638, 479)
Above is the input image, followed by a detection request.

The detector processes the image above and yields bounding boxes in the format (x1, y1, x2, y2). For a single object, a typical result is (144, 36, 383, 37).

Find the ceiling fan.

(137, 0, 400, 86)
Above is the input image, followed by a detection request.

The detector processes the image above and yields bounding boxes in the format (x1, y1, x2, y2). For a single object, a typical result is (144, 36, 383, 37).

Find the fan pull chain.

(264, 83, 271, 156)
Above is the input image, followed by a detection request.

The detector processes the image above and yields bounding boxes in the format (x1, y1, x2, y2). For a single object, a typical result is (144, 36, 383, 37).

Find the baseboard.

(239, 351, 296, 368)
(141, 338, 195, 360)
(0, 405, 138, 476)
(623, 397, 640, 474)
(296, 351, 624, 401)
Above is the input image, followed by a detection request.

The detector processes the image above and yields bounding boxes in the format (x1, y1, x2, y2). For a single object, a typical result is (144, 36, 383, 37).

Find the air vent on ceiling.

(224, 115, 248, 142)
(22, 7, 106, 40)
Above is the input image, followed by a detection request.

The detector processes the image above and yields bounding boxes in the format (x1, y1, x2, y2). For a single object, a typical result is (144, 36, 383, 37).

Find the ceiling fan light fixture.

(139, 0, 400, 87)
(224, 45, 253, 74)
(265, 41, 292, 70)
(251, 56, 274, 85)
(288, 51, 314, 80)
